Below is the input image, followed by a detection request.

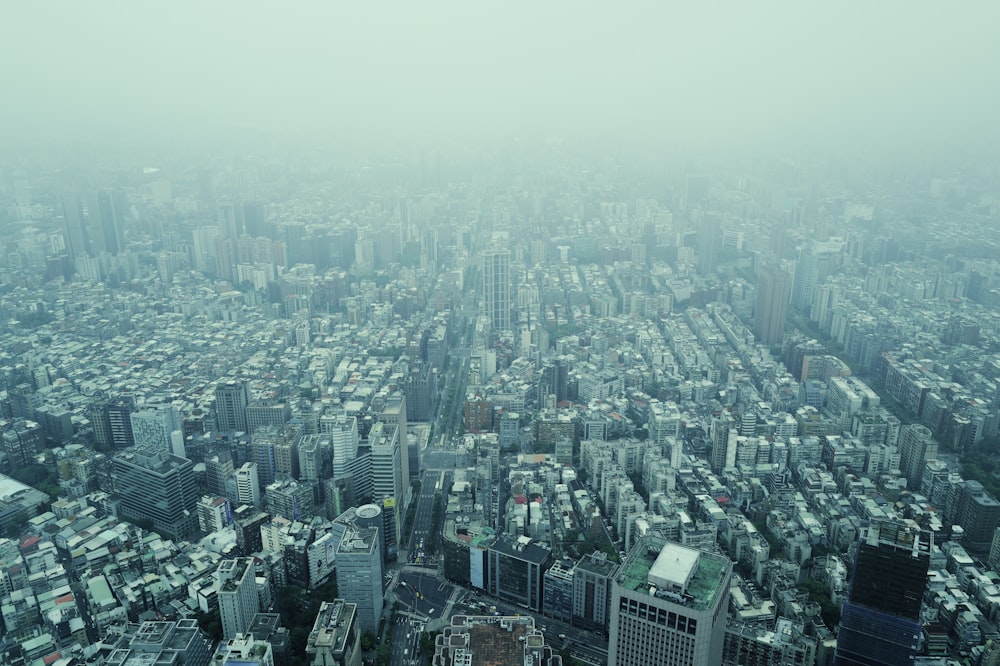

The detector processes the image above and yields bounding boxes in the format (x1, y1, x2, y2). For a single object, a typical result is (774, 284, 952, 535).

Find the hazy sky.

(3, 2, 998, 153)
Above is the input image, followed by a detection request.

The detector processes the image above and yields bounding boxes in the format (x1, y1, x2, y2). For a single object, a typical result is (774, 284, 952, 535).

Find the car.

(558, 634, 566, 640)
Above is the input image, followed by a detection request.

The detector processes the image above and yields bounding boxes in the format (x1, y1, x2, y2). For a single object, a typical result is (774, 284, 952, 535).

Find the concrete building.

(215, 380, 250, 434)
(334, 520, 383, 634)
(214, 633, 274, 666)
(487, 535, 553, 612)
(236, 462, 262, 509)
(609, 538, 732, 666)
(218, 558, 260, 640)
(753, 265, 791, 346)
(369, 421, 403, 556)
(431, 615, 561, 666)
(722, 619, 817, 666)
(305, 599, 361, 666)
(113, 446, 199, 540)
(483, 248, 512, 333)
(573, 551, 616, 631)
(105, 619, 213, 666)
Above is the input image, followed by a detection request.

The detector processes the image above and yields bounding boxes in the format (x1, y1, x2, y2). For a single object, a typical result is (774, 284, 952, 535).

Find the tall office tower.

(218, 199, 245, 239)
(369, 422, 403, 555)
(573, 552, 616, 631)
(378, 392, 412, 483)
(897, 424, 938, 491)
(61, 193, 89, 259)
(130, 404, 181, 453)
(482, 248, 512, 333)
(1, 420, 44, 467)
(648, 400, 682, 463)
(297, 434, 323, 482)
(86, 189, 127, 255)
(609, 538, 732, 666)
(217, 558, 260, 640)
(206, 452, 235, 497)
(215, 380, 250, 434)
(334, 517, 383, 634)
(235, 462, 262, 509)
(834, 521, 931, 665)
(306, 600, 361, 666)
(709, 412, 737, 474)
(753, 265, 792, 346)
(113, 447, 199, 540)
(326, 414, 359, 480)
(265, 478, 314, 521)
(695, 213, 722, 276)
(251, 430, 282, 486)
(91, 395, 137, 450)
(233, 506, 269, 556)
(953, 480, 1000, 553)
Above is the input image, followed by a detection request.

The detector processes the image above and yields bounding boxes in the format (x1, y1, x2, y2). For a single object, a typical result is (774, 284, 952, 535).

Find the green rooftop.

(618, 538, 729, 612)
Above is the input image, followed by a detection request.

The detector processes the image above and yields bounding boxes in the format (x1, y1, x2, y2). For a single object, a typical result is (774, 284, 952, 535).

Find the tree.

(361, 631, 377, 651)
(375, 644, 392, 666)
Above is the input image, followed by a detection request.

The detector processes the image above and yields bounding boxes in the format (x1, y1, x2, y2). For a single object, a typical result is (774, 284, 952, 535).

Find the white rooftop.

(648, 542, 699, 593)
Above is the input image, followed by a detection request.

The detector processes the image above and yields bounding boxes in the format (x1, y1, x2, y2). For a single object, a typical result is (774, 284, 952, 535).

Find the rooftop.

(618, 538, 729, 612)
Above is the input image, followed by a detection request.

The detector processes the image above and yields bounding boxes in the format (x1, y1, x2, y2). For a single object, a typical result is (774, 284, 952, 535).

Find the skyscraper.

(369, 421, 403, 556)
(609, 538, 731, 666)
(217, 558, 260, 640)
(834, 521, 931, 666)
(753, 265, 791, 346)
(235, 462, 261, 509)
(897, 424, 938, 491)
(482, 248, 512, 333)
(709, 411, 736, 474)
(333, 513, 383, 634)
(113, 447, 199, 540)
(130, 404, 181, 453)
(325, 413, 359, 480)
(215, 380, 250, 434)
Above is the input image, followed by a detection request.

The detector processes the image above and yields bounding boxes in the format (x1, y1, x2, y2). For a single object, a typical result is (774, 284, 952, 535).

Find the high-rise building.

(90, 395, 136, 450)
(113, 447, 199, 540)
(834, 521, 931, 666)
(369, 421, 403, 556)
(218, 558, 260, 640)
(1, 419, 44, 468)
(197, 495, 231, 533)
(722, 619, 817, 666)
(325, 413, 359, 480)
(306, 600, 361, 666)
(297, 434, 324, 482)
(206, 452, 235, 498)
(952, 480, 1000, 553)
(233, 506, 269, 556)
(213, 632, 273, 666)
(573, 552, 616, 631)
(265, 478, 314, 522)
(753, 266, 791, 346)
(334, 517, 383, 634)
(608, 538, 732, 666)
(709, 412, 736, 474)
(130, 404, 181, 453)
(236, 462, 262, 509)
(215, 380, 250, 434)
(897, 424, 938, 491)
(487, 536, 553, 612)
(482, 248, 512, 333)
(379, 392, 412, 484)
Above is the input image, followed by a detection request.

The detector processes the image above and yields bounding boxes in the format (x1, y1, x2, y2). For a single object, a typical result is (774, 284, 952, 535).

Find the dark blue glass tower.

(834, 521, 931, 665)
